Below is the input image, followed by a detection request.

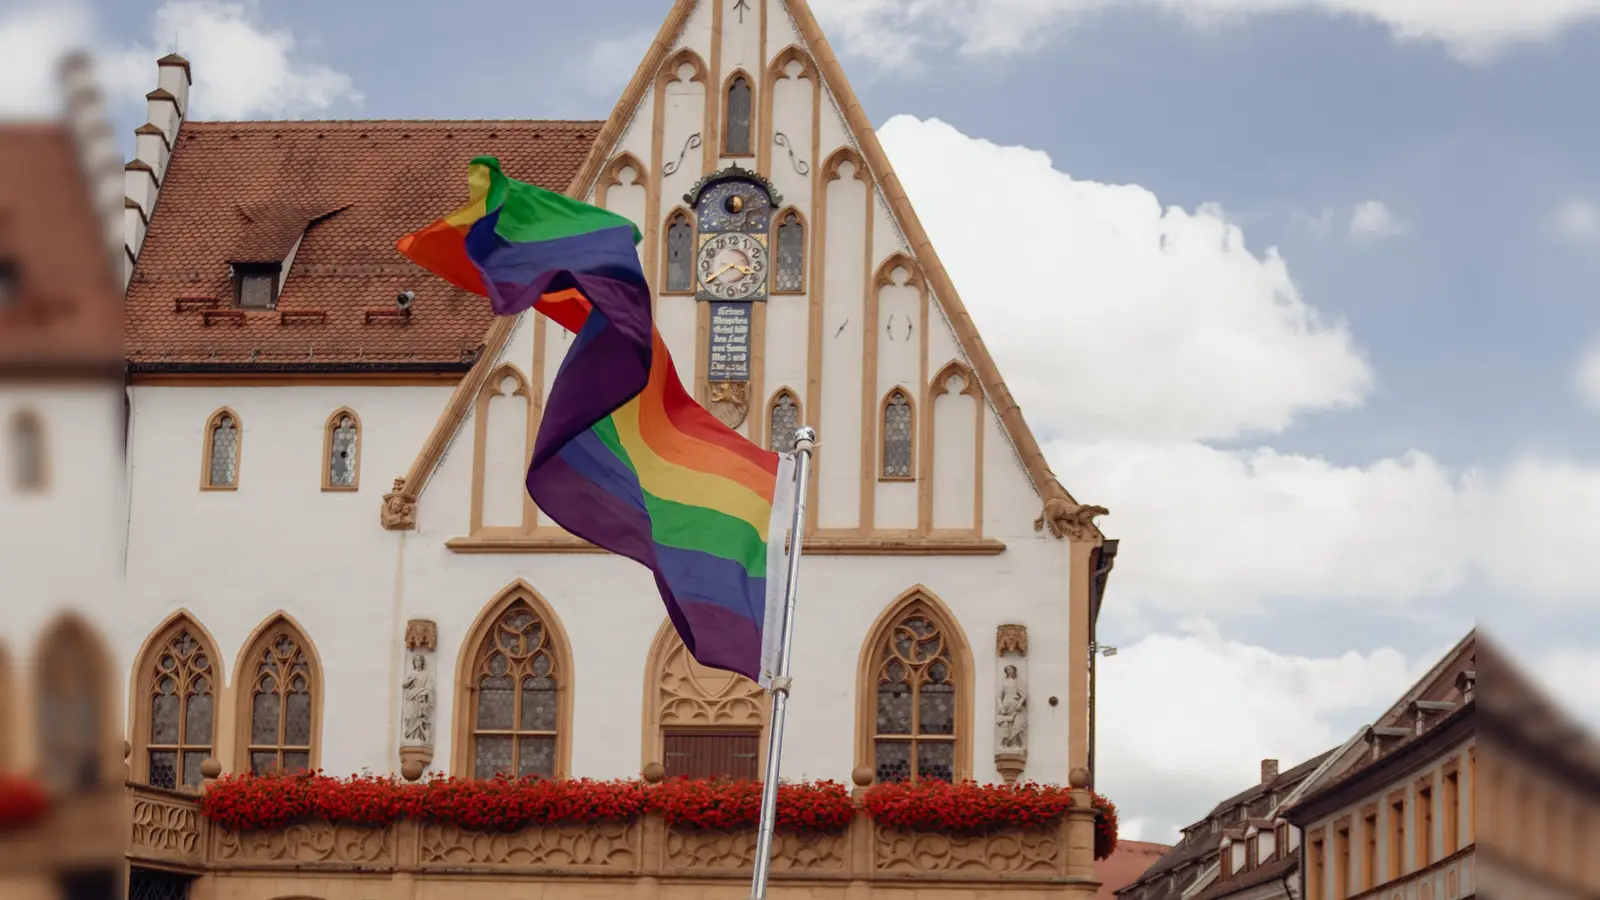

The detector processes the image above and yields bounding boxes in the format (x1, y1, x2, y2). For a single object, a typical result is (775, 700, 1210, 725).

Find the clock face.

(697, 232, 768, 301)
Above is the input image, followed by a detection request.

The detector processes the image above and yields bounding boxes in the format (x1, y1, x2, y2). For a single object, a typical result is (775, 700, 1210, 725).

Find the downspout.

(1086, 539, 1118, 791)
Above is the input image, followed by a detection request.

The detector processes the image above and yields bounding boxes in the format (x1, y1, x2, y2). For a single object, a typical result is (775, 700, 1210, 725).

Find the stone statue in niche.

(993, 623, 1029, 783)
(996, 664, 1027, 751)
(401, 652, 436, 746)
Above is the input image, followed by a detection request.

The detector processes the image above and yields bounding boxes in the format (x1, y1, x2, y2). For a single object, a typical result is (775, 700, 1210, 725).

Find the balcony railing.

(124, 782, 1102, 893)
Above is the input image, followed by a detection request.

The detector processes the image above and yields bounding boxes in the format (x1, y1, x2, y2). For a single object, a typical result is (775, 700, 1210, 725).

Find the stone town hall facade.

(0, 1, 1118, 897)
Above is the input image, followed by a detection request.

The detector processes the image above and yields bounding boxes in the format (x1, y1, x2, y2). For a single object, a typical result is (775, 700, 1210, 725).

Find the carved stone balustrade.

(118, 782, 1105, 897)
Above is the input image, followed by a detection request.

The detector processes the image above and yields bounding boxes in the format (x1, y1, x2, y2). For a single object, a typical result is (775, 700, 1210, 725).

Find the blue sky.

(12, 0, 1598, 842)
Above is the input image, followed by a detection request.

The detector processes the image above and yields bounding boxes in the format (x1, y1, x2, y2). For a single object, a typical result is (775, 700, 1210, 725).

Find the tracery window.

(202, 409, 240, 489)
(880, 389, 914, 479)
(324, 409, 360, 490)
(870, 601, 960, 782)
(724, 74, 753, 156)
(11, 409, 45, 491)
(773, 210, 805, 293)
(241, 620, 318, 775)
(141, 622, 216, 789)
(768, 390, 801, 454)
(664, 211, 694, 292)
(469, 599, 562, 780)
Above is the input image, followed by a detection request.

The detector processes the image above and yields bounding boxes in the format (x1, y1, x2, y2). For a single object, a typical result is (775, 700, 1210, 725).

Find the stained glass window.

(769, 391, 800, 453)
(245, 626, 315, 775)
(725, 75, 753, 156)
(472, 599, 562, 780)
(881, 390, 913, 478)
(145, 626, 214, 789)
(774, 212, 804, 292)
(206, 413, 238, 488)
(327, 413, 358, 488)
(665, 213, 694, 292)
(872, 603, 959, 783)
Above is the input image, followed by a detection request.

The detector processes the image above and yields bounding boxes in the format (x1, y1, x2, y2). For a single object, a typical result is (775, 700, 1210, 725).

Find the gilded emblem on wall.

(708, 381, 749, 430)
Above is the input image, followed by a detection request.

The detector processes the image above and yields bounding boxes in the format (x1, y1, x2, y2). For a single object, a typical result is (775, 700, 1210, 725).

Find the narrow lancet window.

(725, 75, 753, 156)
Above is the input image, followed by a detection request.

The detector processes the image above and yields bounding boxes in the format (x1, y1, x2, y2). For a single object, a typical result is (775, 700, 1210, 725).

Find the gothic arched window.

(864, 596, 966, 783)
(323, 409, 360, 490)
(664, 211, 694, 293)
(724, 73, 753, 156)
(880, 389, 915, 479)
(768, 390, 802, 454)
(773, 210, 805, 293)
(238, 617, 320, 775)
(136, 616, 217, 789)
(202, 408, 241, 490)
(466, 595, 565, 780)
(37, 616, 110, 792)
(10, 409, 45, 492)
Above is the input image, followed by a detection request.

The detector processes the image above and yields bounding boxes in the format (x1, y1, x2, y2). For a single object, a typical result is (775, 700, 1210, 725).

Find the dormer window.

(234, 263, 280, 309)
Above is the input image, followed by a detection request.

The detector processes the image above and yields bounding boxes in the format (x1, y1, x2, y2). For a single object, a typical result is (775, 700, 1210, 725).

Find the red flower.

(646, 778, 853, 832)
(0, 773, 51, 832)
(862, 780, 1119, 860)
(197, 770, 1115, 858)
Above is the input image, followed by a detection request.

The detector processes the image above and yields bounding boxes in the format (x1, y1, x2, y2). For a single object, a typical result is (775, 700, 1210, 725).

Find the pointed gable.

(387, 0, 1106, 547)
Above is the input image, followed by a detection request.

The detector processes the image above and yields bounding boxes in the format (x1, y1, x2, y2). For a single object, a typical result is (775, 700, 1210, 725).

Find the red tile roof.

(0, 125, 122, 372)
(1097, 840, 1171, 899)
(125, 120, 602, 371)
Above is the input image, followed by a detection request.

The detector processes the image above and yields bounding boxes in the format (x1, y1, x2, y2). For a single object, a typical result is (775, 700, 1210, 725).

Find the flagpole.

(749, 425, 816, 900)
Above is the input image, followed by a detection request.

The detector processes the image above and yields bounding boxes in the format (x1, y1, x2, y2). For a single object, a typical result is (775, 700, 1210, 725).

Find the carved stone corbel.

(381, 476, 418, 531)
(1033, 496, 1108, 543)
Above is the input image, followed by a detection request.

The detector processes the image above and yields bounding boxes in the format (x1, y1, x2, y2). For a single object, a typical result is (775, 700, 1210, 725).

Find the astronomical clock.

(685, 166, 782, 431)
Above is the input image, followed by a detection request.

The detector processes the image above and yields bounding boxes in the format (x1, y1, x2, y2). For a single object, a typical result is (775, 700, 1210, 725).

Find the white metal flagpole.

(748, 425, 816, 900)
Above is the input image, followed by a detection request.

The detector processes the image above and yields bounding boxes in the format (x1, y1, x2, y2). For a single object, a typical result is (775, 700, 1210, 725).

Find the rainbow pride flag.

(397, 157, 796, 688)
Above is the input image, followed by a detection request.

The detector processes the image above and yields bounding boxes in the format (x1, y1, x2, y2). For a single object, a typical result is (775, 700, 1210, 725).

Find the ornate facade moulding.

(120, 782, 1105, 892)
(996, 624, 1028, 657)
(404, 619, 438, 652)
(683, 162, 783, 208)
(443, 535, 1008, 557)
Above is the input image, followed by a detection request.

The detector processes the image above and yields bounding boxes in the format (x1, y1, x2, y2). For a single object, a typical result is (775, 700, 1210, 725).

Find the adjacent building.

(1286, 634, 1478, 900)
(1115, 633, 1482, 900)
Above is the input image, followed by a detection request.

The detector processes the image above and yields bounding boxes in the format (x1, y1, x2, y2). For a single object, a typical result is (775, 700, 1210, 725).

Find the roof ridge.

(184, 119, 606, 129)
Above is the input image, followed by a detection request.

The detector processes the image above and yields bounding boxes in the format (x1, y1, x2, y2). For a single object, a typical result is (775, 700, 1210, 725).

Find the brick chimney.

(123, 53, 191, 287)
(57, 52, 124, 274)
(1260, 758, 1279, 784)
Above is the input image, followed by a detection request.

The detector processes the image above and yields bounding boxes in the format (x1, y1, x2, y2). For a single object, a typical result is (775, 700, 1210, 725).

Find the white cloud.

(884, 114, 1600, 616)
(1552, 198, 1600, 243)
(1348, 200, 1411, 239)
(0, 3, 93, 118)
(809, 0, 1600, 68)
(1578, 341, 1600, 410)
(0, 0, 361, 121)
(880, 116, 1373, 444)
(1096, 624, 1431, 839)
(115, 0, 362, 118)
(1047, 440, 1475, 613)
